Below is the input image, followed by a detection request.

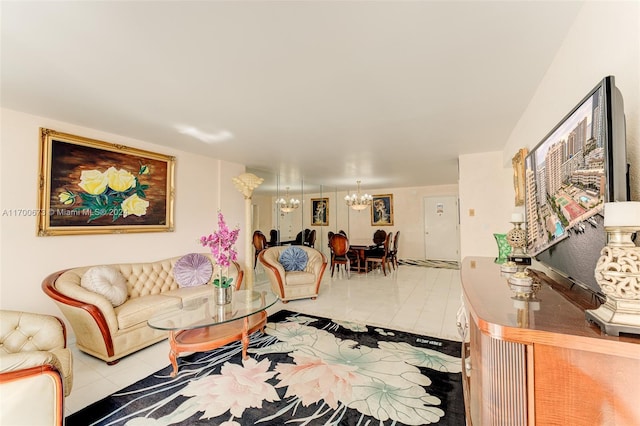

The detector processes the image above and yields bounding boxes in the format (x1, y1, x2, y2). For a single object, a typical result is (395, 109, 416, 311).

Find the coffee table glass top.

(147, 289, 278, 331)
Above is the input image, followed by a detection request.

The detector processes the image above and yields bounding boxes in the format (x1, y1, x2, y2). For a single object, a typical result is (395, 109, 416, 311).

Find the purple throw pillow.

(174, 253, 213, 287)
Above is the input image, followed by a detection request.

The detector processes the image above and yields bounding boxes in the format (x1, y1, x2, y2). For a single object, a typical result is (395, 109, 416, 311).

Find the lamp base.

(508, 254, 531, 266)
(586, 296, 640, 337)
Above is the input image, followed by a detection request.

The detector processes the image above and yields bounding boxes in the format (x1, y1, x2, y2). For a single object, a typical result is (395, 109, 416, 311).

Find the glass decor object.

(494, 233, 512, 263)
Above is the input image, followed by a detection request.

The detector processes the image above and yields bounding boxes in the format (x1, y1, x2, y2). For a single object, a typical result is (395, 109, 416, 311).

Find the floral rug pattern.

(67, 310, 464, 425)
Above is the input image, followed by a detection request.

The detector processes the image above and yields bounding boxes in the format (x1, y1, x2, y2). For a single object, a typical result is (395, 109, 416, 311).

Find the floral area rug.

(67, 310, 464, 426)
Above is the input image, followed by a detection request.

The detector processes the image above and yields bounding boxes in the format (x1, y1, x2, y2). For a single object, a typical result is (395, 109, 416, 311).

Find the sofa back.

(54, 253, 241, 300)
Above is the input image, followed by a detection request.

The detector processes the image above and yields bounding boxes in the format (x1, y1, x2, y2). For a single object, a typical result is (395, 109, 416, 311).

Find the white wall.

(0, 108, 246, 320)
(457, 2, 640, 260)
(458, 152, 514, 259)
(503, 1, 639, 201)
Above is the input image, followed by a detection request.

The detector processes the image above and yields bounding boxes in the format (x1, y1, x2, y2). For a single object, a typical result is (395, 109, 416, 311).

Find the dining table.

(348, 239, 380, 273)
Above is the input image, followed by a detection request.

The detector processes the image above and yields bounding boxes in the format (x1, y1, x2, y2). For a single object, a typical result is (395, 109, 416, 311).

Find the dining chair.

(252, 230, 268, 268)
(304, 229, 316, 248)
(365, 232, 392, 276)
(373, 229, 387, 246)
(329, 233, 353, 278)
(268, 229, 279, 247)
(387, 230, 400, 270)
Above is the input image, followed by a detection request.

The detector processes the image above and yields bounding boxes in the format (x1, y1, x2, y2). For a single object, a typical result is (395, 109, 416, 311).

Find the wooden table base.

(168, 311, 267, 377)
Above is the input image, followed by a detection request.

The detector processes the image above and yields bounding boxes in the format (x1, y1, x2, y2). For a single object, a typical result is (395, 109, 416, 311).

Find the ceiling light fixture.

(345, 180, 372, 211)
(276, 187, 300, 213)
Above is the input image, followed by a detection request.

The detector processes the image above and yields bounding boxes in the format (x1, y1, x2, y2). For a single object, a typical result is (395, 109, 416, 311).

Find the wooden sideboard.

(460, 257, 640, 426)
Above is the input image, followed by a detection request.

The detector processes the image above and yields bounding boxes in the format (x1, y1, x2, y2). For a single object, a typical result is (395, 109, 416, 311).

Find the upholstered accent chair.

(258, 246, 327, 303)
(0, 310, 73, 426)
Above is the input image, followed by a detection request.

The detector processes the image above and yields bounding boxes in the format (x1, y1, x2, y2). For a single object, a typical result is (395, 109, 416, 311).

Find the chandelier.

(276, 187, 300, 213)
(345, 180, 372, 211)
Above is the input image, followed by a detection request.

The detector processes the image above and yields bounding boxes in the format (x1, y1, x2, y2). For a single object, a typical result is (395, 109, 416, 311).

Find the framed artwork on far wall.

(512, 148, 528, 206)
(371, 194, 393, 226)
(37, 128, 175, 236)
(311, 198, 329, 226)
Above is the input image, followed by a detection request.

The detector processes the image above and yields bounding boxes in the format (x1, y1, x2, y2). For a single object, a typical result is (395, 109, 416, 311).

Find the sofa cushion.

(173, 253, 213, 287)
(284, 270, 316, 286)
(115, 295, 181, 330)
(279, 246, 308, 271)
(81, 266, 128, 307)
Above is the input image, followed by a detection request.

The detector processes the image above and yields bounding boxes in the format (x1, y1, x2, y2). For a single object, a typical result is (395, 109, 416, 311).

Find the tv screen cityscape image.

(525, 85, 606, 256)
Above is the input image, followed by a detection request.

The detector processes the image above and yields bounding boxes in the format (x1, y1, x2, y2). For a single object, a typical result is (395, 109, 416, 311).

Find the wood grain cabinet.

(460, 257, 640, 426)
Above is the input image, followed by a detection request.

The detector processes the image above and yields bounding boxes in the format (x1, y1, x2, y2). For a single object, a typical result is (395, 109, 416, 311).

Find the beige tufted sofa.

(0, 310, 73, 426)
(258, 246, 327, 303)
(42, 254, 243, 364)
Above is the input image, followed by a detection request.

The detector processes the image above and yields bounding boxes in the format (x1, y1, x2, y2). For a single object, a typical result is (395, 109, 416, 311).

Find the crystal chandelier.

(276, 187, 300, 213)
(345, 180, 373, 211)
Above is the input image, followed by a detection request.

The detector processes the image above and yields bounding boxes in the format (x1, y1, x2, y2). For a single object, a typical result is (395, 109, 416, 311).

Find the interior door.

(424, 196, 459, 261)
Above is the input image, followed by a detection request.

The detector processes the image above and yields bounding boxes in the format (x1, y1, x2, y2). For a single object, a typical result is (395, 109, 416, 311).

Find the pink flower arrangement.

(200, 212, 240, 287)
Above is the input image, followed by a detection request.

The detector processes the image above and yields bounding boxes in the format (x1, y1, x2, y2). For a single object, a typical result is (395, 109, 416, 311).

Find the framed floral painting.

(37, 128, 175, 236)
(371, 194, 394, 226)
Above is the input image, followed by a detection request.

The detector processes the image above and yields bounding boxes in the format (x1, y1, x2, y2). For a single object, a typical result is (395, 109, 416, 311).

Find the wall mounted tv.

(524, 75, 628, 296)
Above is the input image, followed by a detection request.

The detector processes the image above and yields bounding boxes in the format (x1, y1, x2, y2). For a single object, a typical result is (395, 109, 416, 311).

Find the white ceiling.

(1, 1, 585, 192)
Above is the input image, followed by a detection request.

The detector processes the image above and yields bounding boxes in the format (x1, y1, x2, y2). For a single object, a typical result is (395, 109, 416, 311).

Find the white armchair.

(0, 310, 73, 426)
(258, 246, 327, 303)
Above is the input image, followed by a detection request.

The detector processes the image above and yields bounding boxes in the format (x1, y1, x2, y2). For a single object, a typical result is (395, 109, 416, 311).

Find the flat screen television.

(524, 75, 628, 296)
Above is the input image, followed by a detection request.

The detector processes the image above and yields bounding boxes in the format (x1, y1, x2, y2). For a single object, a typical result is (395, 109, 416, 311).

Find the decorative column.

(587, 202, 640, 336)
(232, 173, 264, 289)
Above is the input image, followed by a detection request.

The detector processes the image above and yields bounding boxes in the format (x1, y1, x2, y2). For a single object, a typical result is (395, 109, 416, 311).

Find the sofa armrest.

(0, 351, 62, 375)
(305, 250, 327, 276)
(0, 364, 65, 425)
(42, 270, 118, 359)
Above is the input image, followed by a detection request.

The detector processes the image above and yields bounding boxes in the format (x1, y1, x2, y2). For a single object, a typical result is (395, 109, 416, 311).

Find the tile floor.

(65, 264, 463, 416)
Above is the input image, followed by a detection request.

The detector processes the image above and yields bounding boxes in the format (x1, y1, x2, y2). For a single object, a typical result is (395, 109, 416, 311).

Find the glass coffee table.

(148, 289, 278, 377)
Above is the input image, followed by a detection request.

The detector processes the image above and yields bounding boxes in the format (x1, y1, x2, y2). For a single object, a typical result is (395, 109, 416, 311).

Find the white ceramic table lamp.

(587, 202, 640, 336)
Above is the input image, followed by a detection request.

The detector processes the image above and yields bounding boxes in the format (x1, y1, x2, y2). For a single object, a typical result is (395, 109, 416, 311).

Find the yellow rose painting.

(122, 194, 149, 217)
(78, 169, 109, 195)
(106, 167, 136, 192)
(58, 163, 151, 223)
(39, 128, 175, 235)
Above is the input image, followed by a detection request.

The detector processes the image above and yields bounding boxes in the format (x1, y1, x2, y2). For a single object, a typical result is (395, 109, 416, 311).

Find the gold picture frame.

(512, 148, 528, 206)
(371, 194, 394, 226)
(37, 128, 175, 236)
(311, 198, 329, 226)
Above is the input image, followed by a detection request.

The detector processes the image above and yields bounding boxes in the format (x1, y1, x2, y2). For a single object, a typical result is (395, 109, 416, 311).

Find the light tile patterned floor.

(64, 264, 463, 416)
